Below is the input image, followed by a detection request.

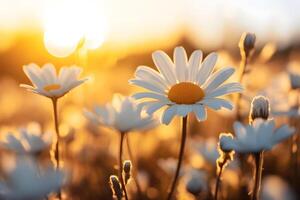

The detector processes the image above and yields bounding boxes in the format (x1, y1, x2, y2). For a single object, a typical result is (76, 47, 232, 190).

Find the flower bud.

(109, 175, 123, 200)
(217, 133, 235, 173)
(250, 95, 270, 122)
(239, 32, 256, 57)
(123, 160, 132, 184)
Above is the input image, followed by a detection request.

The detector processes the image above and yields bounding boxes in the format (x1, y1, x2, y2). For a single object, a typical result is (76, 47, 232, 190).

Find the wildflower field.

(0, 0, 299, 200)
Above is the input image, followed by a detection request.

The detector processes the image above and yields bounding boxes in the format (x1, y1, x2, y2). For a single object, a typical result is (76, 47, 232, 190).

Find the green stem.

(52, 98, 61, 200)
(166, 116, 188, 200)
(119, 132, 129, 200)
(252, 152, 264, 200)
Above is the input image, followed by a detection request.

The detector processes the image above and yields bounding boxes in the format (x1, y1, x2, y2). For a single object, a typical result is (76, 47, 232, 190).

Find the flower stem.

(126, 135, 143, 198)
(51, 98, 62, 200)
(214, 164, 225, 200)
(166, 116, 188, 200)
(252, 152, 264, 200)
(119, 132, 129, 200)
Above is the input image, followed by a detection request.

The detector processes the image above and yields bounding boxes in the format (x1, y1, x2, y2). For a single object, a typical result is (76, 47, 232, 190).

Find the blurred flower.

(192, 138, 219, 165)
(157, 158, 186, 175)
(249, 95, 270, 122)
(219, 119, 295, 153)
(288, 71, 300, 90)
(185, 169, 207, 196)
(0, 128, 51, 155)
(130, 46, 243, 124)
(0, 157, 65, 200)
(20, 63, 88, 99)
(84, 94, 157, 132)
(261, 176, 296, 200)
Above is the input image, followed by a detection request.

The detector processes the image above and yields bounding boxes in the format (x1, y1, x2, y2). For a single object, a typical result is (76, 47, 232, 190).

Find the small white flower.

(220, 119, 295, 153)
(84, 94, 157, 132)
(20, 63, 88, 99)
(1, 128, 51, 155)
(130, 46, 243, 125)
(0, 157, 65, 200)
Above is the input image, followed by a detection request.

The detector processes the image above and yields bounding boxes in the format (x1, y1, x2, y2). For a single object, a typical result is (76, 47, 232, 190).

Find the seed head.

(239, 32, 256, 58)
(250, 95, 270, 122)
(123, 160, 132, 184)
(109, 175, 123, 200)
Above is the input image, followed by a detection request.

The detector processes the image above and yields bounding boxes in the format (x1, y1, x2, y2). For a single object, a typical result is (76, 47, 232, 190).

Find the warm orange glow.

(44, 84, 61, 92)
(168, 82, 204, 104)
(43, 0, 108, 57)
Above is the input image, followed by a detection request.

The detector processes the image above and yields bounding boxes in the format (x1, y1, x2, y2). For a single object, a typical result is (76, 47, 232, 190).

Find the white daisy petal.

(196, 52, 218, 85)
(132, 92, 170, 102)
(152, 50, 176, 85)
(188, 50, 202, 82)
(23, 64, 44, 87)
(161, 105, 177, 125)
(203, 67, 235, 93)
(40, 64, 57, 84)
(193, 105, 207, 121)
(130, 79, 166, 94)
(145, 101, 167, 115)
(273, 125, 295, 145)
(176, 105, 192, 117)
(206, 83, 243, 98)
(174, 46, 188, 82)
(201, 98, 234, 110)
(134, 66, 169, 88)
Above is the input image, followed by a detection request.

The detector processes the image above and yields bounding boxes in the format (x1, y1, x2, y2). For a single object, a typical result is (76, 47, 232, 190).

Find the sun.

(43, 0, 108, 58)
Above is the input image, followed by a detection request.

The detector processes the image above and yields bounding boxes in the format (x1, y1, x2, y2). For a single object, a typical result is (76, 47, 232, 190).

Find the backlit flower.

(220, 119, 295, 153)
(130, 46, 243, 124)
(84, 94, 157, 132)
(0, 157, 65, 200)
(20, 63, 88, 99)
(0, 128, 51, 155)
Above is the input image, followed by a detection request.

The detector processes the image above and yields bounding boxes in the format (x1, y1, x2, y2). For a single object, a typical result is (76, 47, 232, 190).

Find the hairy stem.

(51, 98, 62, 200)
(119, 132, 129, 200)
(166, 116, 188, 200)
(252, 152, 264, 200)
(214, 164, 225, 200)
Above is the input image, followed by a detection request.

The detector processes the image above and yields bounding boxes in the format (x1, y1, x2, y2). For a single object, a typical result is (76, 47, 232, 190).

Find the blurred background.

(0, 0, 300, 199)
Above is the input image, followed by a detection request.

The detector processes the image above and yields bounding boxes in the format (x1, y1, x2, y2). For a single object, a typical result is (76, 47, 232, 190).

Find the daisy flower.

(219, 119, 295, 153)
(20, 63, 88, 99)
(84, 94, 157, 133)
(130, 46, 243, 125)
(0, 128, 51, 155)
(84, 94, 156, 200)
(0, 157, 65, 200)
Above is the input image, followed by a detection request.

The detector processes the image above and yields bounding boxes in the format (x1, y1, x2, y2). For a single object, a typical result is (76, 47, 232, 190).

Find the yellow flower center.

(43, 84, 61, 92)
(167, 82, 205, 104)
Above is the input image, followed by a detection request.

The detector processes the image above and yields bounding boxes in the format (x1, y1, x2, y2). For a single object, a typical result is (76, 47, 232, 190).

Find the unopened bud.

(109, 175, 123, 200)
(123, 160, 132, 184)
(239, 32, 256, 57)
(250, 95, 270, 122)
(217, 133, 235, 173)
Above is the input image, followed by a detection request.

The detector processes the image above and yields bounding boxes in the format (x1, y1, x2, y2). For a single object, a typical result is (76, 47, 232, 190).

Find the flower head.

(185, 169, 207, 196)
(0, 128, 51, 155)
(0, 157, 65, 200)
(249, 95, 270, 122)
(20, 63, 88, 99)
(130, 46, 243, 124)
(220, 119, 295, 153)
(84, 94, 157, 132)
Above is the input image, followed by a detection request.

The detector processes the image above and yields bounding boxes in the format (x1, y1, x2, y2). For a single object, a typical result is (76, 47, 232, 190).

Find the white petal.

(40, 63, 57, 85)
(132, 92, 170, 102)
(134, 66, 169, 88)
(174, 46, 188, 82)
(188, 50, 202, 82)
(203, 67, 235, 93)
(152, 51, 177, 85)
(273, 125, 295, 145)
(176, 105, 192, 117)
(200, 98, 234, 110)
(130, 79, 166, 94)
(193, 105, 207, 121)
(206, 83, 243, 98)
(23, 64, 44, 87)
(233, 121, 247, 140)
(161, 106, 177, 125)
(196, 52, 217, 85)
(145, 101, 167, 115)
